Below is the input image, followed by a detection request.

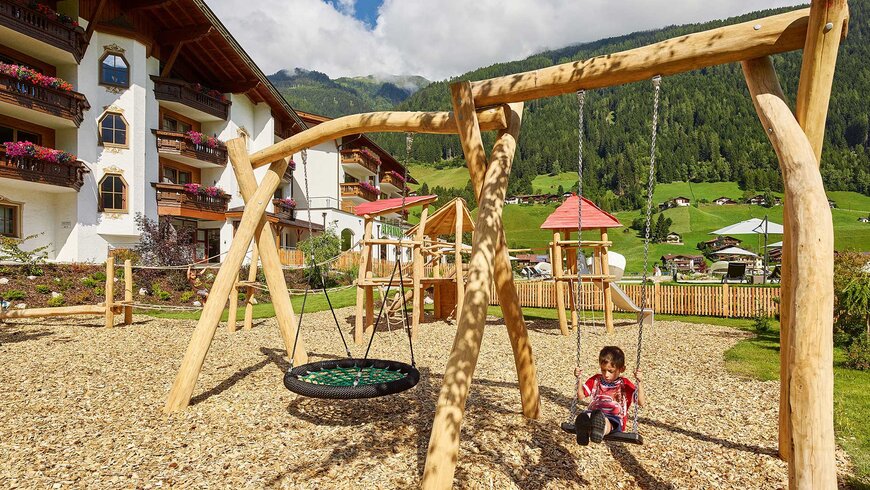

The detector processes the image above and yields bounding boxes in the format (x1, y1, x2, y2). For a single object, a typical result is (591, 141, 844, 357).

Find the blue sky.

(326, 0, 382, 28)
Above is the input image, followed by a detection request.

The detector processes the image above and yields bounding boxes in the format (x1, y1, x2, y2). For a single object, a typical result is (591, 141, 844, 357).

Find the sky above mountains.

(209, 0, 806, 81)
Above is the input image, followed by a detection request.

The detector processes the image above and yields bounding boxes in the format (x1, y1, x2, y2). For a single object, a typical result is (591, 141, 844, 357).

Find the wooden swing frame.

(164, 2, 847, 488)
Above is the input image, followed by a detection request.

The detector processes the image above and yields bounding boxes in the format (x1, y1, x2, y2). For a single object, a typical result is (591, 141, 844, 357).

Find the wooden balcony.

(0, 145, 87, 191)
(340, 149, 379, 176)
(153, 130, 227, 167)
(153, 183, 231, 221)
(0, 0, 87, 63)
(151, 77, 230, 121)
(379, 172, 407, 194)
(340, 182, 378, 203)
(0, 72, 89, 127)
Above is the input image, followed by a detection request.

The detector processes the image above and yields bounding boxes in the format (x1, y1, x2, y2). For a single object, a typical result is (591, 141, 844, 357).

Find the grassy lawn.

(531, 172, 577, 194)
(407, 164, 470, 190)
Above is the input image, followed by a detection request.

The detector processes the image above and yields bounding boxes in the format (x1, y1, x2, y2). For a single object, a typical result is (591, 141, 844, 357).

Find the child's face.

(599, 362, 625, 382)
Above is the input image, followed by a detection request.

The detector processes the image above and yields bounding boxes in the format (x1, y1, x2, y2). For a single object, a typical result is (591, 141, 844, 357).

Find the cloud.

(208, 0, 806, 81)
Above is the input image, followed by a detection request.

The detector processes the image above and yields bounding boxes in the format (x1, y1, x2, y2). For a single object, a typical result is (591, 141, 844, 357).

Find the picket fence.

(489, 280, 780, 318)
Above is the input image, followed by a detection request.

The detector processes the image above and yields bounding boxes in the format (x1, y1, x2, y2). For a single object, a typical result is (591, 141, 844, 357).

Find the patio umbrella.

(711, 246, 758, 257)
(711, 217, 782, 283)
(766, 241, 783, 248)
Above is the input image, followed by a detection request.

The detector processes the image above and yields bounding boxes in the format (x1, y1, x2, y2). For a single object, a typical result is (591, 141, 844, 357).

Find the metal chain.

(631, 75, 662, 432)
(567, 89, 586, 422)
(401, 132, 415, 366)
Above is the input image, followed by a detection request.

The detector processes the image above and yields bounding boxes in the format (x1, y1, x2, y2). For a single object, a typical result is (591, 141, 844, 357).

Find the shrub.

(47, 295, 65, 307)
(753, 310, 771, 334)
(844, 335, 870, 370)
(94, 286, 104, 297)
(73, 291, 93, 304)
(91, 271, 107, 282)
(81, 277, 101, 288)
(151, 282, 171, 301)
(54, 277, 73, 291)
(179, 291, 194, 303)
(134, 214, 196, 266)
(111, 248, 140, 265)
(2, 289, 26, 301)
(35, 285, 51, 294)
(0, 233, 50, 276)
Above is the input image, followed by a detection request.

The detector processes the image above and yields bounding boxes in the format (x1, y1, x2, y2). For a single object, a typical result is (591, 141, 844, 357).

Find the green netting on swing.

(298, 365, 407, 386)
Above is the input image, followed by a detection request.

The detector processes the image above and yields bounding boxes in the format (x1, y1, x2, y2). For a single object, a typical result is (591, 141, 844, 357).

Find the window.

(162, 167, 191, 185)
(340, 229, 354, 251)
(99, 112, 127, 147)
(0, 125, 42, 145)
(100, 53, 129, 87)
(99, 174, 127, 212)
(161, 115, 192, 133)
(0, 202, 20, 238)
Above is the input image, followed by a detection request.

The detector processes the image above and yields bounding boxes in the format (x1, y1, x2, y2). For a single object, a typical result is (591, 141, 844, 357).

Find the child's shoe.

(590, 410, 607, 443)
(574, 412, 590, 446)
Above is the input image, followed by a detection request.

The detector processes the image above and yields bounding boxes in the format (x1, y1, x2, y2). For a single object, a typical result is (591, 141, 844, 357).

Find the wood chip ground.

(0, 309, 855, 488)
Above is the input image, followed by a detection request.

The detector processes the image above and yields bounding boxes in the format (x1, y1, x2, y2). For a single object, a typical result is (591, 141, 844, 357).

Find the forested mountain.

(367, 1, 870, 209)
(268, 68, 429, 118)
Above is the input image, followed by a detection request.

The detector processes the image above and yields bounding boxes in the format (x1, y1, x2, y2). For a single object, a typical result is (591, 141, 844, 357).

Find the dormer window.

(100, 52, 129, 88)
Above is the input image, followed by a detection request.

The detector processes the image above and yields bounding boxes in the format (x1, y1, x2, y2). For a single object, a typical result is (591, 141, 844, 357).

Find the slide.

(586, 251, 654, 325)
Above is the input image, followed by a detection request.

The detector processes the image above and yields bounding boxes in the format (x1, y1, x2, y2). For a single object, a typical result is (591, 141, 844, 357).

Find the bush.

(151, 282, 171, 301)
(2, 289, 26, 301)
(179, 291, 194, 303)
(35, 285, 52, 294)
(47, 295, 65, 307)
(753, 310, 772, 334)
(134, 214, 196, 266)
(844, 335, 870, 370)
(91, 271, 107, 282)
(0, 234, 50, 276)
(81, 277, 101, 288)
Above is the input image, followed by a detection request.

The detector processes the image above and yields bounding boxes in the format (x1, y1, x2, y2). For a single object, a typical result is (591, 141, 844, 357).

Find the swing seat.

(560, 422, 644, 445)
(284, 358, 419, 399)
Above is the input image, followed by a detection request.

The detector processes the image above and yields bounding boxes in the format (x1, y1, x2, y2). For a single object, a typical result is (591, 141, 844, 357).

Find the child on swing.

(573, 346, 645, 445)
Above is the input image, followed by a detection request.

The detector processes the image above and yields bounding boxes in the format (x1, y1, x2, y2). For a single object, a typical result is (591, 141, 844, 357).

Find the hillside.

(268, 68, 429, 118)
(376, 0, 870, 205)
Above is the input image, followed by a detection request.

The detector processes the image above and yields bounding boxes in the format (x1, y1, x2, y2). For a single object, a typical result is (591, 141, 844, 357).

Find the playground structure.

(162, 2, 847, 488)
(541, 195, 653, 335)
(353, 195, 474, 343)
(0, 257, 133, 327)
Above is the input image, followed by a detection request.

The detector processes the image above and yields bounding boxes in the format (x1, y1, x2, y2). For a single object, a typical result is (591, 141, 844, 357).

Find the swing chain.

(567, 89, 586, 422)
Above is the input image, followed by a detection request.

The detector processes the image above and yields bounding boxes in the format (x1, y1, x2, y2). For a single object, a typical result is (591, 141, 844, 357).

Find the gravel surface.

(0, 308, 854, 488)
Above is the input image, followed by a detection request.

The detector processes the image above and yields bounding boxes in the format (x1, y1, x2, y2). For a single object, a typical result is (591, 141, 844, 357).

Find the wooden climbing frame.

(165, 3, 847, 488)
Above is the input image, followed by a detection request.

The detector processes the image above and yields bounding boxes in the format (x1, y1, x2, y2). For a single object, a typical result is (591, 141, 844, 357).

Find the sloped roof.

(353, 195, 438, 218)
(540, 195, 622, 230)
(405, 197, 475, 237)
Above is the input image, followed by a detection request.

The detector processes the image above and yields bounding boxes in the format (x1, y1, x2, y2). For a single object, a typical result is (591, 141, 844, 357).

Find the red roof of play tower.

(540, 195, 622, 230)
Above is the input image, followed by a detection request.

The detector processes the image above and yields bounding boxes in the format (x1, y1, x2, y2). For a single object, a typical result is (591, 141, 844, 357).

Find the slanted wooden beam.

(470, 8, 823, 107)
(160, 43, 183, 78)
(213, 80, 261, 94)
(159, 25, 214, 44)
(743, 56, 836, 490)
(249, 107, 510, 168)
(84, 0, 107, 40)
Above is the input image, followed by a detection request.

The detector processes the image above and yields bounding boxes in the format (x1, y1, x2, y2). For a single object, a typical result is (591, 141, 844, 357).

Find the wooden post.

(412, 205, 430, 337)
(552, 231, 568, 335)
(354, 219, 373, 344)
(123, 259, 133, 325)
(565, 231, 578, 330)
(227, 278, 239, 332)
(743, 56, 836, 490)
(600, 228, 614, 333)
(454, 199, 464, 319)
(243, 244, 258, 331)
(722, 283, 731, 318)
(104, 256, 114, 328)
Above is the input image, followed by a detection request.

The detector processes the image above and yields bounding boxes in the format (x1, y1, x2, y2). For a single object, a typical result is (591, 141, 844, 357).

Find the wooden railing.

(0, 146, 87, 190)
(340, 149, 379, 174)
(340, 182, 378, 202)
(278, 248, 304, 266)
(151, 77, 230, 120)
(153, 130, 227, 166)
(0, 0, 87, 62)
(380, 172, 407, 192)
(489, 280, 780, 318)
(0, 72, 89, 126)
(153, 183, 231, 215)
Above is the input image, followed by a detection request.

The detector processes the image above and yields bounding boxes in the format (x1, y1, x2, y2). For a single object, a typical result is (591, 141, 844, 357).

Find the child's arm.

(574, 367, 586, 400)
(634, 369, 646, 407)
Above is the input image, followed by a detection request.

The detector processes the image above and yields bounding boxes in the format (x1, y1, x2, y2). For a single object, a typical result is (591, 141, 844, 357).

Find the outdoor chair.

(721, 262, 747, 283)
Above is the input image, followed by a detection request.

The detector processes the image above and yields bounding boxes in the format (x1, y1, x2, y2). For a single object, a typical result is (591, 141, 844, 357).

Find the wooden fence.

(489, 280, 780, 318)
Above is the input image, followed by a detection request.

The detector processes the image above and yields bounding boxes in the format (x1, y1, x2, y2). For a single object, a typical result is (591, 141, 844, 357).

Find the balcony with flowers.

(0, 1, 88, 63)
(0, 62, 89, 128)
(154, 129, 227, 168)
(272, 197, 296, 219)
(340, 181, 378, 208)
(153, 182, 230, 221)
(379, 170, 408, 195)
(340, 147, 379, 179)
(151, 76, 230, 122)
(0, 141, 88, 191)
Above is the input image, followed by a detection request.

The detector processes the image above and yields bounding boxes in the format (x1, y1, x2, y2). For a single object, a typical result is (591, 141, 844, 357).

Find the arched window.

(99, 174, 127, 212)
(100, 52, 129, 87)
(340, 228, 354, 251)
(98, 112, 128, 147)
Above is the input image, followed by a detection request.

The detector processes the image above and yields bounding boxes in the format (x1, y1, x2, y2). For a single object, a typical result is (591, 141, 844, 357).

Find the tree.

(419, 182, 429, 195)
(652, 214, 672, 243)
(0, 233, 50, 276)
(298, 227, 341, 286)
(134, 214, 195, 266)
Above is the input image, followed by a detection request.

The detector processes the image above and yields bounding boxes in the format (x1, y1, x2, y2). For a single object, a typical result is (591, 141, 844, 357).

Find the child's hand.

(574, 367, 583, 378)
(634, 368, 643, 383)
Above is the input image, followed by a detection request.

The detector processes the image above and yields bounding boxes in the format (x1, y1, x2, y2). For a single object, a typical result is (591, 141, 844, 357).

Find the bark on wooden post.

(600, 228, 615, 333)
(412, 205, 430, 337)
(454, 199, 465, 319)
(552, 231, 568, 335)
(243, 245, 258, 331)
(104, 256, 114, 328)
(228, 278, 239, 332)
(743, 56, 836, 490)
(354, 218, 374, 343)
(565, 231, 578, 330)
(123, 259, 133, 325)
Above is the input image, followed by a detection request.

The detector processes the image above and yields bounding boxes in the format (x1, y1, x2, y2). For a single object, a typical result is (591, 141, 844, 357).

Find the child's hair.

(598, 346, 626, 369)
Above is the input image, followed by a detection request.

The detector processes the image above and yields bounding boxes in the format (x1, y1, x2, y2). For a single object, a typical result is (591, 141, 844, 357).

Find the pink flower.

(288, 160, 296, 171)
(2, 141, 76, 164)
(359, 181, 378, 194)
(185, 131, 224, 149)
(275, 198, 296, 209)
(0, 63, 74, 92)
(386, 170, 407, 183)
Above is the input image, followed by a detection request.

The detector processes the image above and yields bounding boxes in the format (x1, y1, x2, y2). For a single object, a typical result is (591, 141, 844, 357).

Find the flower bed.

(359, 148, 381, 165)
(28, 2, 79, 27)
(0, 63, 73, 91)
(2, 141, 77, 164)
(182, 183, 226, 198)
(358, 181, 378, 194)
(274, 197, 296, 209)
(184, 131, 223, 149)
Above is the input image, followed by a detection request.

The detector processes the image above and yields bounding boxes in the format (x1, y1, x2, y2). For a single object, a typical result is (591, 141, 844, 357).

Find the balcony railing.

(153, 183, 231, 217)
(151, 77, 230, 121)
(0, 72, 89, 126)
(153, 130, 227, 166)
(0, 146, 87, 191)
(380, 172, 407, 191)
(340, 182, 378, 202)
(0, 0, 88, 62)
(272, 198, 296, 219)
(340, 149, 379, 174)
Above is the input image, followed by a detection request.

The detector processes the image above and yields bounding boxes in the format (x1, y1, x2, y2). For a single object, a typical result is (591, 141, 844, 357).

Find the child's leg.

(602, 417, 612, 435)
